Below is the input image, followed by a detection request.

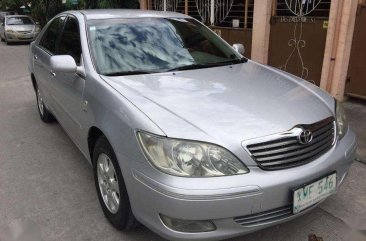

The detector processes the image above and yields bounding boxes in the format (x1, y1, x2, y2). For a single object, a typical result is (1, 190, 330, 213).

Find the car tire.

(36, 85, 55, 123)
(4, 35, 9, 45)
(93, 135, 139, 231)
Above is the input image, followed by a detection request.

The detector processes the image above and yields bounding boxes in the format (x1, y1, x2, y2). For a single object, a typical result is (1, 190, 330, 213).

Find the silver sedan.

(28, 9, 356, 241)
(0, 15, 40, 44)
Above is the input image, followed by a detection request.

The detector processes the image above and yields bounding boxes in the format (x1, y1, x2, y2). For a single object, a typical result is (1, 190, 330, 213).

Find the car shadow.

(0, 41, 32, 46)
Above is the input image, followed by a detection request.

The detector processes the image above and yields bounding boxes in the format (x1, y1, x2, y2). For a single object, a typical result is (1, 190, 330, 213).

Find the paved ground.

(0, 42, 365, 241)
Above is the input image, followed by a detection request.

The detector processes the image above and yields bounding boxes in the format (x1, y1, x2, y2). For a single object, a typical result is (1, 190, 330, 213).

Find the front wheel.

(4, 34, 9, 45)
(93, 135, 138, 230)
(36, 86, 54, 123)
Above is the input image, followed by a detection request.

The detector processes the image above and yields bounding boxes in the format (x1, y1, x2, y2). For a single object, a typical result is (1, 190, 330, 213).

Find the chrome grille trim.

(243, 117, 336, 170)
(18, 30, 33, 34)
(234, 205, 292, 226)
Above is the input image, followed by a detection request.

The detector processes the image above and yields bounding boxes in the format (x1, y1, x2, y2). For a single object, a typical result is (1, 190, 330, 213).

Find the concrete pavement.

(0, 42, 365, 241)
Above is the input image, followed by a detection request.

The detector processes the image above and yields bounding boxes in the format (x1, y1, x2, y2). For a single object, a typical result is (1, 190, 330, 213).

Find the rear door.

(33, 16, 66, 111)
(50, 15, 85, 147)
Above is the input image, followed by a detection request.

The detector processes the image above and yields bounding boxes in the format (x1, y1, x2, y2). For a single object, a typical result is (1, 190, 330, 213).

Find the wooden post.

(244, 0, 248, 29)
(210, 0, 215, 25)
(272, 0, 277, 16)
(251, 0, 272, 64)
(140, 0, 148, 10)
(185, 0, 188, 14)
(320, 0, 359, 100)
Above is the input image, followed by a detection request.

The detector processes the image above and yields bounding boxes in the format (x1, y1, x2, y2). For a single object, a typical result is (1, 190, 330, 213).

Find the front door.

(51, 15, 85, 147)
(34, 15, 66, 111)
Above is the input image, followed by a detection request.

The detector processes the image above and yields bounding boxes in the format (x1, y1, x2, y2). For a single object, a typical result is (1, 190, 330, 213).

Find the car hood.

(102, 61, 335, 147)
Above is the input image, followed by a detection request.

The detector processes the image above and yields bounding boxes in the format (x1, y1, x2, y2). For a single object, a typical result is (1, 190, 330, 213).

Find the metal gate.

(149, 0, 253, 57)
(268, 0, 331, 86)
(347, 3, 366, 99)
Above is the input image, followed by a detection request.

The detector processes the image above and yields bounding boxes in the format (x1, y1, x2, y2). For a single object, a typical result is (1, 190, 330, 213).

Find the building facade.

(140, 0, 366, 101)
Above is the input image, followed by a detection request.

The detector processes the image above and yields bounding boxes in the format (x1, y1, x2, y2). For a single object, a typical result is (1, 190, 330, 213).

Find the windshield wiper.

(102, 70, 159, 76)
(216, 57, 248, 65)
(166, 63, 213, 72)
(103, 57, 248, 75)
(166, 57, 248, 72)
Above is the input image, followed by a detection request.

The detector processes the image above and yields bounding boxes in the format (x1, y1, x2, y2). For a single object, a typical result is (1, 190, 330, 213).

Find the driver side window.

(57, 16, 82, 65)
(39, 16, 66, 54)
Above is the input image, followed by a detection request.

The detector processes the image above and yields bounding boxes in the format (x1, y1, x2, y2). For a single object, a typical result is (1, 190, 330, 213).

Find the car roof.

(68, 9, 190, 20)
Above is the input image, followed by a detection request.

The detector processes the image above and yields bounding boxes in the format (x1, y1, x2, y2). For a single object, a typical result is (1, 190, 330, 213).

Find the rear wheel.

(36, 86, 54, 123)
(93, 136, 138, 230)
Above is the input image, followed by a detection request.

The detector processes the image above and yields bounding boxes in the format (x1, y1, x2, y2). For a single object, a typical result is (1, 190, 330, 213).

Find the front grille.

(245, 117, 335, 170)
(18, 30, 32, 34)
(234, 205, 293, 226)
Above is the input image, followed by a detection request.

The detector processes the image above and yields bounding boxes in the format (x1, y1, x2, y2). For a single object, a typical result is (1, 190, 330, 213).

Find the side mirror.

(232, 43, 245, 55)
(50, 55, 77, 73)
(50, 55, 86, 77)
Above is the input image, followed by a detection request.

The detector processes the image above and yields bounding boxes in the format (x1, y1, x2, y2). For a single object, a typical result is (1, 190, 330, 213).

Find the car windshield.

(6, 16, 34, 25)
(87, 18, 244, 76)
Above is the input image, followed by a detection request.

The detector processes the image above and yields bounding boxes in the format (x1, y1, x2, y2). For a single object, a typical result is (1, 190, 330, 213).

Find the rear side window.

(40, 16, 66, 54)
(57, 16, 82, 64)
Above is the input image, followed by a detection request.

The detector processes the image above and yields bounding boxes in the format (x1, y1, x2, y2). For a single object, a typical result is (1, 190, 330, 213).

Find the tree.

(1, 0, 140, 26)
(82, 0, 139, 9)
(28, 0, 65, 26)
(0, 0, 31, 11)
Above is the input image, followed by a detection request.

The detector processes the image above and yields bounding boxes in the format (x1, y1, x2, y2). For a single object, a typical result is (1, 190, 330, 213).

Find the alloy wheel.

(97, 153, 120, 214)
(37, 88, 44, 116)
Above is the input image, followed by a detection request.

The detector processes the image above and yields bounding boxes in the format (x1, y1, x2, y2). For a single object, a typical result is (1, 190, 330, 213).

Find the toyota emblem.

(298, 130, 313, 144)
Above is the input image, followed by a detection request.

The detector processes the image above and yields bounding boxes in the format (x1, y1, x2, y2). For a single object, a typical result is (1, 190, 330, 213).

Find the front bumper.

(5, 32, 37, 42)
(126, 129, 356, 241)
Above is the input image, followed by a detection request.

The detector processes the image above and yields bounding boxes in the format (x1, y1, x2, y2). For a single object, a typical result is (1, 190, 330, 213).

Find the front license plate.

(293, 173, 337, 214)
(19, 35, 32, 39)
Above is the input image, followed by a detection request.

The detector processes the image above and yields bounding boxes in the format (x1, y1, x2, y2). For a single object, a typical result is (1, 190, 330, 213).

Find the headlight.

(335, 100, 348, 139)
(6, 29, 14, 33)
(35, 26, 41, 33)
(137, 132, 249, 177)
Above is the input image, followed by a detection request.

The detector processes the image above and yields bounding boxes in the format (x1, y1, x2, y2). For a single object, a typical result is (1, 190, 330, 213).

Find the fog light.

(160, 214, 216, 233)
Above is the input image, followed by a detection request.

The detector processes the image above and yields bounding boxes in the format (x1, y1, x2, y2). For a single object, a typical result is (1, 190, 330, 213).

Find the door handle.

(50, 71, 56, 77)
(33, 55, 38, 60)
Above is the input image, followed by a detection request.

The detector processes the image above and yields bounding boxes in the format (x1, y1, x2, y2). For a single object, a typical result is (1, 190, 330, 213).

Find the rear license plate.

(293, 173, 337, 214)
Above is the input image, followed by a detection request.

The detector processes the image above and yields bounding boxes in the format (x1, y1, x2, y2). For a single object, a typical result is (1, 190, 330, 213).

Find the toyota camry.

(28, 9, 357, 241)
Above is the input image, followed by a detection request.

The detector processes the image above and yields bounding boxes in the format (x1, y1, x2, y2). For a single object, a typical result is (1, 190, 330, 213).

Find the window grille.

(275, 0, 331, 18)
(151, 0, 254, 29)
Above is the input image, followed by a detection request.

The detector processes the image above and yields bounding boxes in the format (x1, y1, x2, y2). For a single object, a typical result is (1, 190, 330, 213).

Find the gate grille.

(275, 0, 331, 17)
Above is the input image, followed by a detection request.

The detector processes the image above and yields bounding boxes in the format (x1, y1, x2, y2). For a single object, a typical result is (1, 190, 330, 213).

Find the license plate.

(19, 35, 32, 39)
(293, 173, 337, 214)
